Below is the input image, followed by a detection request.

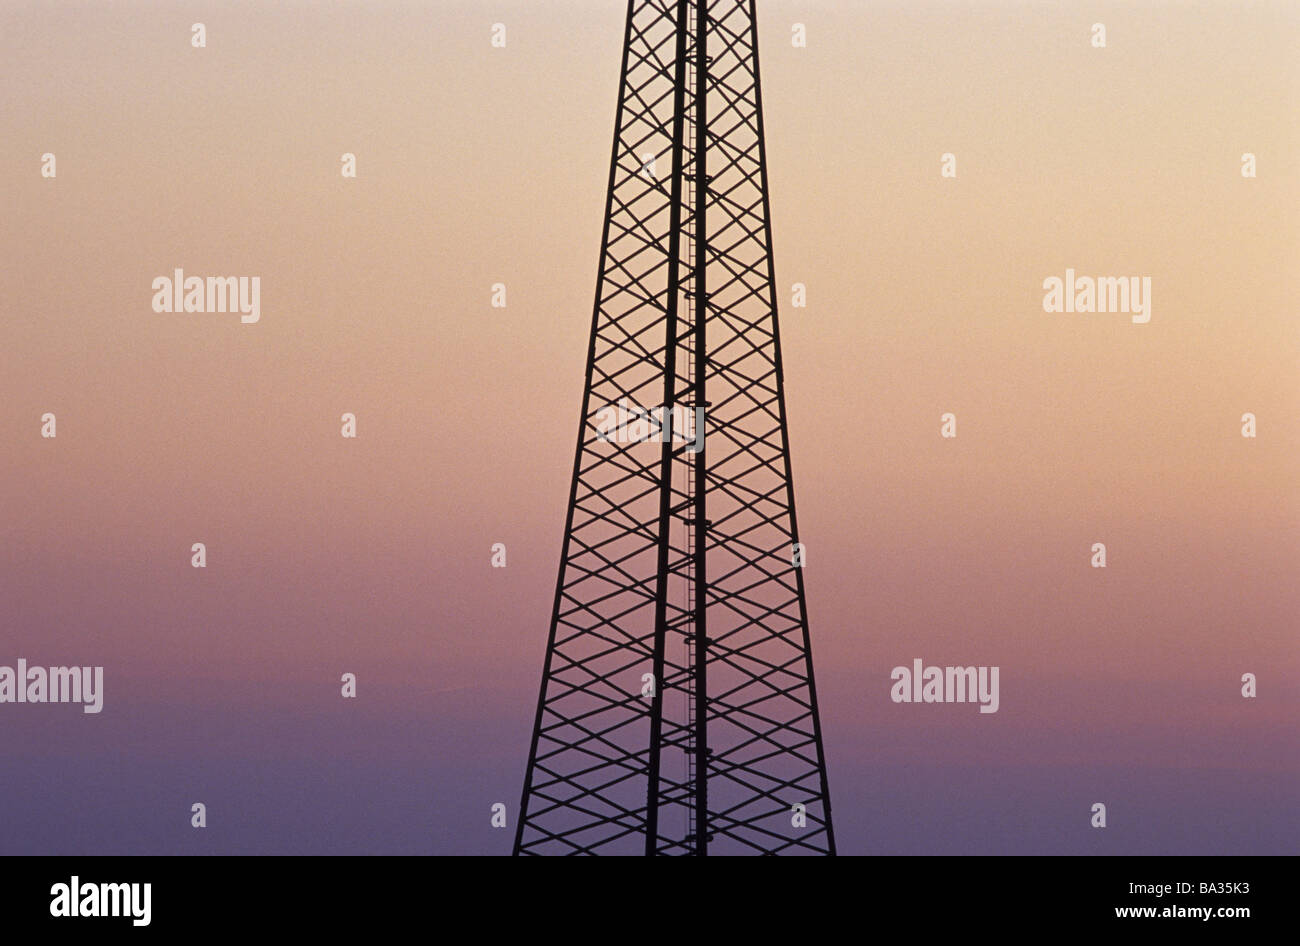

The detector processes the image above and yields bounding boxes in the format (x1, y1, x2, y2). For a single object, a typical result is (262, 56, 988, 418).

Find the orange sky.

(1, 0, 1296, 853)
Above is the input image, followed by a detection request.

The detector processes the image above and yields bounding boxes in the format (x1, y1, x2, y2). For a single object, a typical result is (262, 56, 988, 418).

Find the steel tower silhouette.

(514, 0, 834, 855)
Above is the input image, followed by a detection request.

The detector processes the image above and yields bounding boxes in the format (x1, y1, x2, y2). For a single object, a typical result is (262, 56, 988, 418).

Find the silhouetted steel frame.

(512, 1, 654, 858)
(644, 0, 693, 856)
(513, 0, 835, 856)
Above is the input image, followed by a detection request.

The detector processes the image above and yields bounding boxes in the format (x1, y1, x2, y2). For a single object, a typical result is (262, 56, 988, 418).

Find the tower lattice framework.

(514, 0, 835, 856)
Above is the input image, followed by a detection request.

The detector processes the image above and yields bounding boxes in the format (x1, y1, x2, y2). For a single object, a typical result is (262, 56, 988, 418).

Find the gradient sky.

(1, 0, 1297, 854)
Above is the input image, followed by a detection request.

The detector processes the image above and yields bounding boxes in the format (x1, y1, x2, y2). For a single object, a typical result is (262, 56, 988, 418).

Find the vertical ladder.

(682, 17, 697, 853)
